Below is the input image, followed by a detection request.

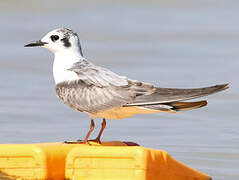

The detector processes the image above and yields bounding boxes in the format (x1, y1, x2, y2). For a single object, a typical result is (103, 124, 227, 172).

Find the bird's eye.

(50, 35, 59, 42)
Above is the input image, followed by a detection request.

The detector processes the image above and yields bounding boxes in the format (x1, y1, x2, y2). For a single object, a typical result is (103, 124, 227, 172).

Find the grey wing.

(126, 83, 229, 106)
(57, 60, 136, 113)
(56, 80, 135, 113)
(63, 59, 228, 112)
(67, 59, 129, 87)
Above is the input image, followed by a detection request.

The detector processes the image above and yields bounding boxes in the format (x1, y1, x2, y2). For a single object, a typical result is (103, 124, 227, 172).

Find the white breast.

(53, 51, 81, 84)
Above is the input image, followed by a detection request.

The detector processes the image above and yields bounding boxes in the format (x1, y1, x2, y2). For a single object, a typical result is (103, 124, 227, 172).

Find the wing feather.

(57, 59, 229, 114)
(68, 60, 128, 87)
(127, 84, 229, 106)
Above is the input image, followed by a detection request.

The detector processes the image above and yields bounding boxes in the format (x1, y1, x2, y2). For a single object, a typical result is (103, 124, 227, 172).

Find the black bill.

(24, 40, 48, 47)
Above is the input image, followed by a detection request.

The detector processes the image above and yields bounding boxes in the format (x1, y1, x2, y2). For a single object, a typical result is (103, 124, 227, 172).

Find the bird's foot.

(63, 139, 90, 145)
(88, 138, 101, 144)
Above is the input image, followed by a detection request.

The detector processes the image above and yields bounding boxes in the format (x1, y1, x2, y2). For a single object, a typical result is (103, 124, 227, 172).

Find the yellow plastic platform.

(0, 141, 212, 180)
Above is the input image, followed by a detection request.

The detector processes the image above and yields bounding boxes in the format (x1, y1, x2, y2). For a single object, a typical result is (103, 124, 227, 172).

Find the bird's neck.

(53, 50, 83, 85)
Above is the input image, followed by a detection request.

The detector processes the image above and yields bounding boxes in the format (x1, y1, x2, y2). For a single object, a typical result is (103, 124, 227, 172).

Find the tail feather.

(142, 100, 207, 112)
(169, 100, 208, 111)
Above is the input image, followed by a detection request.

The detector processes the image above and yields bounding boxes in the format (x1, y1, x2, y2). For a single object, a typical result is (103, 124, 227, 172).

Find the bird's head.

(25, 27, 83, 55)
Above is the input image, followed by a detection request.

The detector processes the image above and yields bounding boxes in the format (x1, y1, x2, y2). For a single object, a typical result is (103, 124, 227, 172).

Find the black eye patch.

(50, 35, 59, 42)
(61, 38, 71, 47)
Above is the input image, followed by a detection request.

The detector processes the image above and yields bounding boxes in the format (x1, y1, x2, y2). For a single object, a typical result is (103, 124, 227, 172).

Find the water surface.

(0, 1, 238, 179)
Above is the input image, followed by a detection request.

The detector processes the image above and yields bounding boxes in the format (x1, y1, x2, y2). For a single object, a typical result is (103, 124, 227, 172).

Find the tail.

(169, 100, 208, 111)
(141, 100, 207, 112)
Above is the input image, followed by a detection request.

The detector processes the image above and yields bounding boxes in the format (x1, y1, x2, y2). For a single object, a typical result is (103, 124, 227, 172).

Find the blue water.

(0, 1, 238, 179)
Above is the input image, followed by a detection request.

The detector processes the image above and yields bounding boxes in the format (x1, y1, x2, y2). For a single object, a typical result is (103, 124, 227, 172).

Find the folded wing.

(127, 83, 229, 106)
(66, 60, 229, 116)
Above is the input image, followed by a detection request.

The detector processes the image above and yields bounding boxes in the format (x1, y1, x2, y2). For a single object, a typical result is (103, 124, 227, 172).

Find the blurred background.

(0, 0, 238, 179)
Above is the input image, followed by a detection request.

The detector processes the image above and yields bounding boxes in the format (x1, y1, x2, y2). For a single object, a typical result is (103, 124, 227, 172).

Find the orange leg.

(82, 119, 95, 144)
(91, 118, 106, 144)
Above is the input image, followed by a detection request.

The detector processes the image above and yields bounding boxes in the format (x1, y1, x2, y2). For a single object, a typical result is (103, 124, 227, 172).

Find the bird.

(24, 27, 229, 144)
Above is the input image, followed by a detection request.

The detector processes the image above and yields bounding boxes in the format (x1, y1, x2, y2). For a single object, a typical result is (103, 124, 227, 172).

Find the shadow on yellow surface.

(0, 141, 212, 180)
